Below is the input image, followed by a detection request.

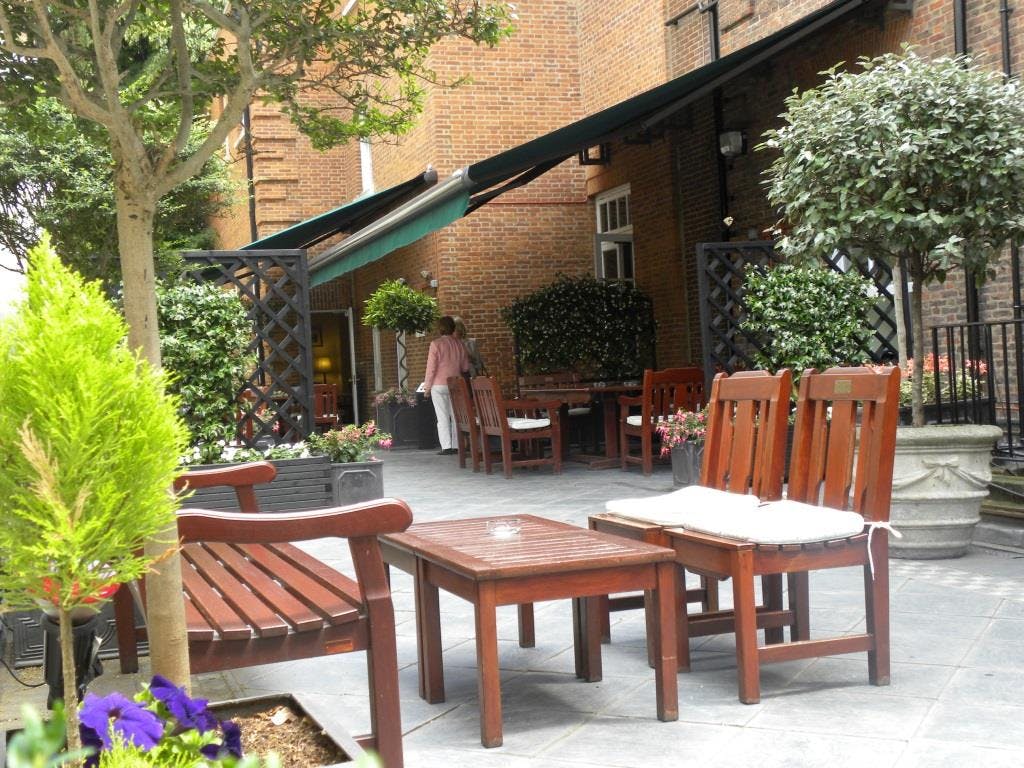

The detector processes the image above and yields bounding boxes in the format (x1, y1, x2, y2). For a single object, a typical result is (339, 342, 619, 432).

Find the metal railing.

(926, 319, 1024, 462)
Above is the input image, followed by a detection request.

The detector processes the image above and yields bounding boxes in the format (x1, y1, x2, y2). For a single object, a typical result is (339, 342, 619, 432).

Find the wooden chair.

(667, 366, 901, 703)
(113, 462, 412, 767)
(448, 375, 483, 471)
(590, 370, 792, 656)
(313, 383, 341, 432)
(619, 367, 705, 475)
(518, 372, 596, 451)
(471, 376, 563, 479)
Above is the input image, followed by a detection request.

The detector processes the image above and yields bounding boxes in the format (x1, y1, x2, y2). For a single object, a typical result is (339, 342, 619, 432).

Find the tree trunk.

(891, 258, 909, 364)
(910, 259, 926, 427)
(114, 182, 191, 690)
(396, 331, 408, 390)
(57, 606, 82, 761)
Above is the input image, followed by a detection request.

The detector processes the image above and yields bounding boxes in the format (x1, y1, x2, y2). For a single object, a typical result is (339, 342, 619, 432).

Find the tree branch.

(0, 4, 52, 58)
(157, 0, 196, 175)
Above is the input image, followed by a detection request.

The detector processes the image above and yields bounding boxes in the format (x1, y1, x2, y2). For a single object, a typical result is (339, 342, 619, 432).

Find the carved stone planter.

(889, 424, 1002, 559)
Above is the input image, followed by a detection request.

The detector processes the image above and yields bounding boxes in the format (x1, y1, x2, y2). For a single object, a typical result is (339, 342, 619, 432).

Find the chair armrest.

(618, 395, 642, 419)
(174, 461, 276, 492)
(176, 497, 413, 543)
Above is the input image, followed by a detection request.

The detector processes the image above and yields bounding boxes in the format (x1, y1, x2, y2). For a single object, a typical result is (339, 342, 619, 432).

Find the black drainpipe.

(704, 1, 730, 241)
(1001, 1, 1020, 322)
(953, 2, 982, 325)
(242, 106, 258, 243)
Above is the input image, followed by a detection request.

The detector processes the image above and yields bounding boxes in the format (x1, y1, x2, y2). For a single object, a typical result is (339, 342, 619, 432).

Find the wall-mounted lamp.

(420, 269, 438, 289)
(719, 131, 747, 159)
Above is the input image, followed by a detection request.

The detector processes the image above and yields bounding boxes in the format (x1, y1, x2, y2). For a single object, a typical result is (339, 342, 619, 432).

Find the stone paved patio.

(4, 447, 1024, 766)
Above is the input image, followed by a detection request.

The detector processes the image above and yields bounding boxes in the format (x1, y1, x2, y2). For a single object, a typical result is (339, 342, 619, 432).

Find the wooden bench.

(113, 461, 411, 767)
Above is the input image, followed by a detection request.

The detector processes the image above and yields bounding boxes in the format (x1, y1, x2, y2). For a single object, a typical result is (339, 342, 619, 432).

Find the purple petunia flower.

(199, 719, 244, 760)
(149, 674, 217, 733)
(79, 692, 164, 751)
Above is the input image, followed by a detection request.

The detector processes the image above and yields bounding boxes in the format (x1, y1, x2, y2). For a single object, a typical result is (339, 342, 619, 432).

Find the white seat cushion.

(567, 407, 592, 416)
(674, 499, 865, 545)
(625, 414, 668, 427)
(508, 417, 551, 430)
(605, 486, 759, 527)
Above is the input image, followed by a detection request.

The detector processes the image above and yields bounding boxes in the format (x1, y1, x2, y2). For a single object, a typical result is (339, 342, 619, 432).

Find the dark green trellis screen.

(183, 249, 314, 446)
(696, 241, 900, 389)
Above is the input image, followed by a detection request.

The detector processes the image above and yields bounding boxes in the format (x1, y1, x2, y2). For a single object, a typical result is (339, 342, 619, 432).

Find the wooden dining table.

(518, 381, 642, 468)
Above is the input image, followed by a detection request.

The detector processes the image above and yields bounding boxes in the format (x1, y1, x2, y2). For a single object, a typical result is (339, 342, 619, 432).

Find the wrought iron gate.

(696, 241, 900, 386)
(183, 249, 314, 446)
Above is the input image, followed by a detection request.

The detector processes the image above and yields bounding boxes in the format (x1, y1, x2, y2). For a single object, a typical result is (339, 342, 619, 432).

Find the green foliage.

(5, 703, 91, 768)
(362, 280, 439, 333)
(158, 283, 254, 452)
(0, 237, 187, 614)
(761, 50, 1024, 284)
(741, 264, 875, 378)
(0, 99, 235, 285)
(501, 275, 656, 379)
(307, 422, 392, 463)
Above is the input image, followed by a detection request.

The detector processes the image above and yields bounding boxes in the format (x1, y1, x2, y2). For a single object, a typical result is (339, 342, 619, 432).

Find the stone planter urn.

(329, 459, 385, 506)
(671, 442, 704, 487)
(889, 424, 1002, 559)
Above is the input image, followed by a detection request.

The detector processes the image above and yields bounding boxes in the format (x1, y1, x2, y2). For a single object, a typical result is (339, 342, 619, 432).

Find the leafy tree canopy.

(0, 99, 234, 285)
(362, 279, 439, 333)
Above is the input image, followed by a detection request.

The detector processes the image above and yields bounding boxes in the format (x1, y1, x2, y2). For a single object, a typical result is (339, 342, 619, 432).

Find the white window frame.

(594, 184, 634, 283)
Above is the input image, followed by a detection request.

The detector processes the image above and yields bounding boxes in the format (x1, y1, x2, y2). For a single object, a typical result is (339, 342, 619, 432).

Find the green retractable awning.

(242, 169, 437, 251)
(308, 0, 870, 284)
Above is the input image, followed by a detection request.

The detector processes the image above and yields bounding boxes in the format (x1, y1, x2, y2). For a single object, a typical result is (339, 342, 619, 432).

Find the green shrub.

(741, 264, 875, 380)
(158, 282, 254, 451)
(362, 280, 438, 333)
(502, 275, 655, 379)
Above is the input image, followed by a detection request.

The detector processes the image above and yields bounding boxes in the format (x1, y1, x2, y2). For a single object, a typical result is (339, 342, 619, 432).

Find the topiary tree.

(0, 237, 188, 753)
(362, 279, 439, 390)
(158, 283, 254, 462)
(502, 275, 656, 379)
(762, 50, 1024, 426)
(742, 264, 876, 389)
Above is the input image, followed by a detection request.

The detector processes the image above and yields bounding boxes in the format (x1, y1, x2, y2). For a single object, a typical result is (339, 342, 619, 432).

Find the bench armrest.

(174, 461, 276, 491)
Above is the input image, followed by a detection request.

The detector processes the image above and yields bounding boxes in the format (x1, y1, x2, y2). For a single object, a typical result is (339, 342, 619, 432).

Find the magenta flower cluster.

(656, 406, 709, 456)
(79, 675, 242, 764)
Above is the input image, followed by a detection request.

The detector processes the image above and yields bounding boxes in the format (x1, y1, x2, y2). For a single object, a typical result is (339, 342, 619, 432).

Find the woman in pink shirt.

(423, 315, 469, 454)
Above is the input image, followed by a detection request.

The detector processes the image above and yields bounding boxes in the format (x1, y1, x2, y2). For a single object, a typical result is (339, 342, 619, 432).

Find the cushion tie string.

(866, 521, 902, 580)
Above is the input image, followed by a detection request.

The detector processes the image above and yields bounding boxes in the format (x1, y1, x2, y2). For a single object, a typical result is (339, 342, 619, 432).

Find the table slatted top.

(382, 515, 674, 580)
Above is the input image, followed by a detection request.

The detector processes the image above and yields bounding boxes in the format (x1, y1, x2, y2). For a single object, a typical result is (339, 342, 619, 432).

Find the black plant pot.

(41, 612, 103, 708)
(376, 394, 439, 449)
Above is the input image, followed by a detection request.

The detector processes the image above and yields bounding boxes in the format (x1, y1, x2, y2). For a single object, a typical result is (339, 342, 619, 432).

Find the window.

(594, 185, 634, 283)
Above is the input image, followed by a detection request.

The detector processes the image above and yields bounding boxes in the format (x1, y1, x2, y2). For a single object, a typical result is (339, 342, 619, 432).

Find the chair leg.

(364, 613, 404, 768)
(620, 425, 629, 470)
(501, 436, 513, 479)
(641, 430, 653, 476)
(761, 574, 785, 645)
(481, 429, 493, 474)
(457, 432, 467, 469)
(787, 572, 810, 642)
(551, 429, 562, 474)
(865, 536, 891, 686)
(677, 572, 691, 672)
(731, 549, 761, 704)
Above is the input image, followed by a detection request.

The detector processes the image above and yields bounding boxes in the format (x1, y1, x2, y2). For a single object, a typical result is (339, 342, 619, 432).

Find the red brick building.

(212, 0, 1022, 422)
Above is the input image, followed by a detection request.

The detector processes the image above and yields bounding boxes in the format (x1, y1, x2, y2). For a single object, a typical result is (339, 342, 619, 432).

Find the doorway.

(310, 308, 360, 424)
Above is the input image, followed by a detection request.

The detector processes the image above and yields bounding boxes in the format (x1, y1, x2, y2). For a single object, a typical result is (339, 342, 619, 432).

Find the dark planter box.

(671, 442, 704, 486)
(2, 693, 363, 767)
(376, 392, 439, 449)
(185, 456, 333, 512)
(329, 460, 385, 506)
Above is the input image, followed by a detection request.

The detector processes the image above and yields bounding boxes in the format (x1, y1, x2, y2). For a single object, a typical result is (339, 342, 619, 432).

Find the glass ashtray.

(486, 518, 523, 539)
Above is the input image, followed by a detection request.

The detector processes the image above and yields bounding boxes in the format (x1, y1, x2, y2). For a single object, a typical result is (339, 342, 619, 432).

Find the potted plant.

(0, 238, 188, 753)
(307, 423, 392, 505)
(656, 406, 709, 486)
(761, 50, 1024, 557)
(371, 386, 419, 443)
(362, 279, 438, 391)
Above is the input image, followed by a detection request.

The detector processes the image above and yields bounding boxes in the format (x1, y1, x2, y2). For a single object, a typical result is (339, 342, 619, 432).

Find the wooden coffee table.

(380, 514, 678, 747)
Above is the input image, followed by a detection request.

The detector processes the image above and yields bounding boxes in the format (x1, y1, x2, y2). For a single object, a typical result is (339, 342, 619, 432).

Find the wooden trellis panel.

(183, 249, 314, 446)
(696, 241, 899, 389)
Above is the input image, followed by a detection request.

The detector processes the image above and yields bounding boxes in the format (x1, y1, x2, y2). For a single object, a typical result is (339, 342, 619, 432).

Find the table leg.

(415, 558, 445, 703)
(475, 582, 503, 748)
(572, 596, 603, 682)
(602, 398, 619, 459)
(652, 562, 679, 721)
(517, 604, 535, 648)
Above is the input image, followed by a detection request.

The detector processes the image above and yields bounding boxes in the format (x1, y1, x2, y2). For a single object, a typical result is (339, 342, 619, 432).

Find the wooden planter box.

(184, 456, 385, 511)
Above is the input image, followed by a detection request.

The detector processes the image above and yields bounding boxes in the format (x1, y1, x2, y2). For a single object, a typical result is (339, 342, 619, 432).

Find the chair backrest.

(471, 376, 507, 437)
(313, 383, 339, 418)
(788, 366, 901, 522)
(448, 375, 476, 433)
(700, 370, 792, 499)
(642, 367, 705, 420)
